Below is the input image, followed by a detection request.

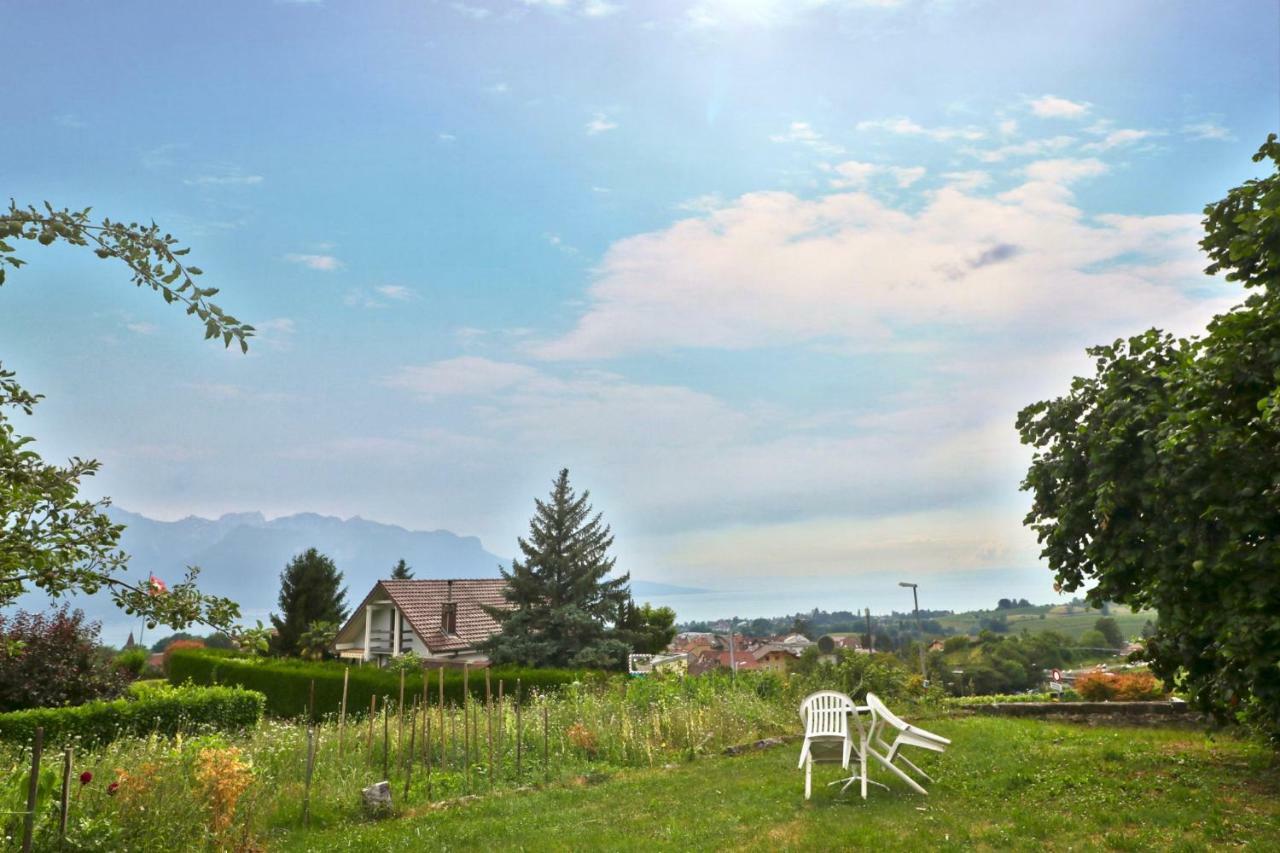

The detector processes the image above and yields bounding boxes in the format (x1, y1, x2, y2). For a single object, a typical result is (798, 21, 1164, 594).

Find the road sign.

(1051, 669, 1063, 683)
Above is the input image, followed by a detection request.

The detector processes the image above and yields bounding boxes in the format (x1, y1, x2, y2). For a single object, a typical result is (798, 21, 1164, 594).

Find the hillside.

(936, 603, 1153, 641)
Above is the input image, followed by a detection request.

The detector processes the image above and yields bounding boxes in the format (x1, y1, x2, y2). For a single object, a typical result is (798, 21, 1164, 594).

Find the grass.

(275, 716, 1280, 852)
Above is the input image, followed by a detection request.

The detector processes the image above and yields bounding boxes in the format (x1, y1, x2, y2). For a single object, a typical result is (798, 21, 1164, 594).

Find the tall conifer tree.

(270, 548, 348, 657)
(483, 469, 631, 668)
(390, 558, 413, 580)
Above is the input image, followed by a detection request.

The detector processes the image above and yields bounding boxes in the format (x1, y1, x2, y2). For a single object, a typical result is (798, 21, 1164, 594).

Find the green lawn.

(275, 716, 1279, 851)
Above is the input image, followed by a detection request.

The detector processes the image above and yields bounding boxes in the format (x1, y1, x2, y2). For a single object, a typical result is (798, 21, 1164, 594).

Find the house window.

(441, 602, 458, 635)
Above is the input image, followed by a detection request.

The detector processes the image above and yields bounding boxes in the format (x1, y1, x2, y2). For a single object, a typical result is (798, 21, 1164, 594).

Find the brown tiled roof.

(384, 579, 511, 653)
(338, 579, 512, 654)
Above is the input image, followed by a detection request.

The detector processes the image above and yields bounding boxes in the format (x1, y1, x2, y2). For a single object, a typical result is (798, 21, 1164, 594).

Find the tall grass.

(1, 672, 794, 851)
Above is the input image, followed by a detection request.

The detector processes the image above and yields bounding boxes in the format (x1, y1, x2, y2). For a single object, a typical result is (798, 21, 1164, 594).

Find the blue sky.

(2, 0, 1277, 614)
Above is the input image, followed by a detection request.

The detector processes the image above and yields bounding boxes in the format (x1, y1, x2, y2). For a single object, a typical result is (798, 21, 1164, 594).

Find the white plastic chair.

(796, 691, 855, 799)
(863, 692, 951, 795)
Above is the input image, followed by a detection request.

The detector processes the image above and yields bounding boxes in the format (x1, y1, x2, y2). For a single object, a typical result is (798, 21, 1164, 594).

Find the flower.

(147, 575, 167, 596)
(107, 782, 119, 795)
(79, 771, 92, 785)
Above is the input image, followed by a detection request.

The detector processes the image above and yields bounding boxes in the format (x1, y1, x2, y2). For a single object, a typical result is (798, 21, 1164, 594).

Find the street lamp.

(899, 582, 928, 686)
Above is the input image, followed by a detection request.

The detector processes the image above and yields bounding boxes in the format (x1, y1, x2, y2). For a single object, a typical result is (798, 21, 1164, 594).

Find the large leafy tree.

(270, 548, 349, 657)
(614, 600, 678, 655)
(483, 469, 631, 668)
(1017, 135, 1280, 740)
(0, 201, 252, 632)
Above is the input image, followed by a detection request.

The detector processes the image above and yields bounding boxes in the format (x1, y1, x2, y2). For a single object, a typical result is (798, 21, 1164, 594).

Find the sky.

(2, 0, 1278, 618)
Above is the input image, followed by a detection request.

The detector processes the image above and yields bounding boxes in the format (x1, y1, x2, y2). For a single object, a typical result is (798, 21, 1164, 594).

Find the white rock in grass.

(362, 780, 393, 817)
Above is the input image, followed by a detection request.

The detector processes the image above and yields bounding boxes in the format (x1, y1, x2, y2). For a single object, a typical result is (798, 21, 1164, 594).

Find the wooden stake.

(543, 702, 549, 784)
(487, 683, 494, 788)
(302, 726, 316, 828)
(382, 697, 390, 780)
(308, 678, 316, 725)
(425, 703, 433, 801)
(398, 669, 406, 765)
(463, 663, 470, 790)
(438, 666, 446, 772)
(338, 667, 350, 756)
(403, 700, 417, 803)
(58, 746, 72, 841)
(21, 726, 42, 853)
(497, 680, 504, 783)
(368, 694, 376, 753)
(515, 679, 522, 780)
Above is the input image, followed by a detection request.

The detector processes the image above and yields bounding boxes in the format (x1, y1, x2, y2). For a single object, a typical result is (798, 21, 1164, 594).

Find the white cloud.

(1029, 95, 1090, 119)
(1182, 121, 1233, 141)
(183, 173, 264, 187)
(521, 0, 620, 18)
(385, 357, 542, 398)
(827, 160, 878, 189)
(966, 135, 1075, 163)
(438, 132, 457, 143)
(545, 233, 579, 254)
(889, 166, 926, 188)
(998, 119, 1018, 136)
(855, 116, 985, 142)
(688, 0, 906, 28)
(253, 317, 297, 351)
(375, 285, 414, 300)
(484, 82, 510, 95)
(942, 170, 991, 192)
(1022, 158, 1108, 184)
(1083, 128, 1153, 151)
(451, 2, 492, 19)
(534, 174, 1207, 361)
(285, 253, 344, 271)
(770, 121, 844, 156)
(125, 321, 157, 335)
(586, 112, 618, 135)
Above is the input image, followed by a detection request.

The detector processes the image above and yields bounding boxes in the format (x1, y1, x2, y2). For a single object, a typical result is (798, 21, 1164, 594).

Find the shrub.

(1074, 672, 1165, 701)
(113, 647, 148, 679)
(0, 684, 264, 747)
(167, 648, 595, 718)
(0, 607, 129, 711)
(162, 638, 205, 675)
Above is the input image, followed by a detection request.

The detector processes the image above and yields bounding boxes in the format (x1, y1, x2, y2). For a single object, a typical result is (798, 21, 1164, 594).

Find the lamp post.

(726, 617, 738, 685)
(899, 582, 928, 686)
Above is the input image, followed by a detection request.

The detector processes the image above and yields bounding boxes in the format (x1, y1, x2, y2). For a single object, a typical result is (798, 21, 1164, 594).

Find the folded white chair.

(796, 690, 855, 800)
(863, 692, 950, 795)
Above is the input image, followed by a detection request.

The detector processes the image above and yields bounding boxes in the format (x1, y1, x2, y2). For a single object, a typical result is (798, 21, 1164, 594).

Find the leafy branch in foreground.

(0, 200, 254, 351)
(0, 200, 250, 632)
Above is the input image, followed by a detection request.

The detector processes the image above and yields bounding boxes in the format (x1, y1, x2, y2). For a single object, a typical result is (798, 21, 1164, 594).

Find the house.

(751, 644, 801, 674)
(332, 578, 509, 667)
(928, 640, 945, 653)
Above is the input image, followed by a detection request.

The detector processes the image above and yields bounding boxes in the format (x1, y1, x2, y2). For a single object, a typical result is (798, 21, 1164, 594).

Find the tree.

(270, 549, 349, 657)
(482, 469, 631, 668)
(389, 558, 414, 580)
(1094, 617, 1125, 649)
(0, 201, 251, 633)
(615, 600, 677, 654)
(298, 620, 339, 661)
(1017, 135, 1280, 740)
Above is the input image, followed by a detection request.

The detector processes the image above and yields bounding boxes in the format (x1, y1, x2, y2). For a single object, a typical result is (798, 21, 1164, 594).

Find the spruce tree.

(270, 548, 349, 657)
(483, 469, 631, 668)
(390, 558, 413, 580)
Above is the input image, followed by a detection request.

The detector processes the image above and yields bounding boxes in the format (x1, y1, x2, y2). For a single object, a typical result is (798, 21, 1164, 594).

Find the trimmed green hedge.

(0, 683, 265, 747)
(167, 649, 596, 719)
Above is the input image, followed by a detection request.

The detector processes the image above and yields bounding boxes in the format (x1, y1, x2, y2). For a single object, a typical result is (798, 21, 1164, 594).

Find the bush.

(0, 683, 264, 747)
(162, 638, 205, 675)
(1074, 672, 1165, 701)
(113, 647, 148, 678)
(167, 649, 595, 718)
(0, 607, 129, 712)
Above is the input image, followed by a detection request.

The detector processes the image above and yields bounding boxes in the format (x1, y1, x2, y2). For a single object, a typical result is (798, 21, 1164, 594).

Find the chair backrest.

(799, 691, 854, 738)
(865, 692, 910, 731)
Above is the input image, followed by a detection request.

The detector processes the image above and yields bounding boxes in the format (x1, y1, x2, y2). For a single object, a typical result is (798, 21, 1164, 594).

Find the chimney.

(446, 579, 453, 602)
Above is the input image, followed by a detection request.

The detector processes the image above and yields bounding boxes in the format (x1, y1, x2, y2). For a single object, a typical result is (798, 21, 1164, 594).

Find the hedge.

(167, 649, 597, 719)
(0, 683, 265, 747)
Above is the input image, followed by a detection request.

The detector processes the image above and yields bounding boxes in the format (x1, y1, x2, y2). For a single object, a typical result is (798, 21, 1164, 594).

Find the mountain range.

(16, 508, 696, 643)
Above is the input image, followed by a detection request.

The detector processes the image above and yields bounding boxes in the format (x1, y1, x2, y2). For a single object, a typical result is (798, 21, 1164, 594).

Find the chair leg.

(805, 755, 812, 800)
(895, 752, 933, 783)
(860, 747, 868, 800)
(869, 750, 929, 795)
(797, 740, 810, 770)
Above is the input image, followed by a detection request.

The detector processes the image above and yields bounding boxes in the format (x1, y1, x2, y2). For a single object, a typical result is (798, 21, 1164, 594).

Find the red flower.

(79, 771, 92, 785)
(147, 575, 167, 596)
(107, 782, 119, 795)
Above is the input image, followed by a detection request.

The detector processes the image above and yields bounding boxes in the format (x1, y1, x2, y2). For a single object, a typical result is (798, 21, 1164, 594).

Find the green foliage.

(1093, 617, 1125, 648)
(483, 469, 632, 669)
(298, 620, 339, 661)
(113, 647, 148, 678)
(270, 548, 348, 657)
(614, 601, 678, 655)
(0, 202, 248, 633)
(0, 607, 129, 712)
(1018, 135, 1280, 741)
(788, 649, 923, 704)
(166, 648, 591, 718)
(0, 683, 264, 747)
(389, 558, 413, 580)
